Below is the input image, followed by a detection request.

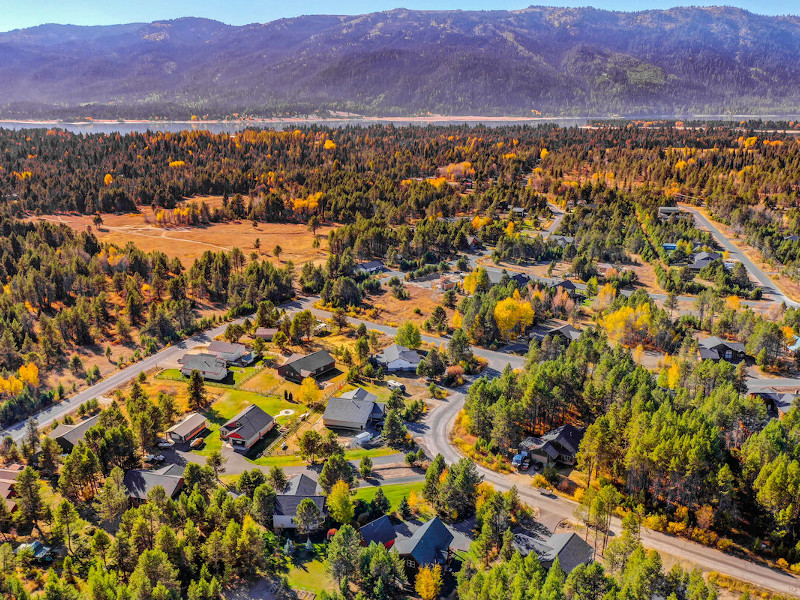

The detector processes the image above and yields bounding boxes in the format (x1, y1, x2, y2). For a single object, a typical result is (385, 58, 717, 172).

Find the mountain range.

(3, 6, 800, 118)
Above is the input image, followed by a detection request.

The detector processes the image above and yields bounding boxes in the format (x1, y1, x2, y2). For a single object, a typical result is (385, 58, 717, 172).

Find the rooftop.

(49, 414, 101, 447)
(221, 404, 274, 441)
(166, 412, 207, 438)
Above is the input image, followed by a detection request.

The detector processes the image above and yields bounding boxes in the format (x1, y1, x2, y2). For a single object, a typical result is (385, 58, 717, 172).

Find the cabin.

(465, 236, 482, 251)
(519, 424, 585, 466)
(278, 350, 336, 383)
(511, 207, 527, 218)
(179, 353, 228, 381)
(48, 414, 101, 453)
(657, 207, 687, 220)
(220, 404, 275, 451)
(689, 251, 723, 272)
(698, 336, 747, 363)
(374, 344, 423, 373)
(323, 388, 385, 431)
(166, 412, 207, 444)
(254, 327, 278, 341)
(273, 474, 327, 530)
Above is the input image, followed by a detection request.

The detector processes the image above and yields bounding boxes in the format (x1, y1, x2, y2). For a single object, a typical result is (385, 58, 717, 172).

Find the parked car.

(143, 454, 156, 462)
(153, 455, 165, 462)
(157, 440, 174, 449)
(190, 438, 204, 449)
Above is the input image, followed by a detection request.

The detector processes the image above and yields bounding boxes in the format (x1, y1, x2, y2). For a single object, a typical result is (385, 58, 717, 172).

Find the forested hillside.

(4, 7, 800, 117)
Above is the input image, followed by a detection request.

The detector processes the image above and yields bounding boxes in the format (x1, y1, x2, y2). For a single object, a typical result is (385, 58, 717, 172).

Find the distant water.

(0, 118, 591, 134)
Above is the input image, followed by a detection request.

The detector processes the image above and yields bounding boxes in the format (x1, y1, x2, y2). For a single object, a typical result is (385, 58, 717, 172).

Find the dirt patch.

(368, 284, 452, 330)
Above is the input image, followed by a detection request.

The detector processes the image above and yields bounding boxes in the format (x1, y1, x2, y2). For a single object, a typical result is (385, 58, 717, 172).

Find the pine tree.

(187, 369, 207, 411)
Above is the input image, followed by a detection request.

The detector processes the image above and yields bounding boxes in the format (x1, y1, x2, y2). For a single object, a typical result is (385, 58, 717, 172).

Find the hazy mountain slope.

(2, 7, 800, 117)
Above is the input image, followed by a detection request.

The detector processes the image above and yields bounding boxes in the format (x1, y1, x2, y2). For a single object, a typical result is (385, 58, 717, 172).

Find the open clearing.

(29, 202, 336, 266)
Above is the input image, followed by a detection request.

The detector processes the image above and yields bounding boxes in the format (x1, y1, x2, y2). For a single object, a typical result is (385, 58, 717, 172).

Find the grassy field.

(284, 543, 335, 595)
(354, 481, 424, 511)
(158, 360, 264, 388)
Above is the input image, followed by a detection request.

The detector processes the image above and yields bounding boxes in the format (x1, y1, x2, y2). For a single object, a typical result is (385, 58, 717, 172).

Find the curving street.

(420, 388, 800, 597)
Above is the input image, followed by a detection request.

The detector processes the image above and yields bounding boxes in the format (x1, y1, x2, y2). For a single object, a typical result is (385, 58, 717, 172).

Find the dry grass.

(29, 203, 336, 267)
(369, 285, 452, 330)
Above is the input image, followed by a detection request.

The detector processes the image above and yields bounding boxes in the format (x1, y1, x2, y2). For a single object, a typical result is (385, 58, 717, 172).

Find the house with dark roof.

(123, 464, 185, 504)
(355, 260, 386, 275)
(273, 474, 327, 530)
(394, 516, 454, 575)
(689, 251, 723, 272)
(511, 207, 527, 218)
(519, 424, 585, 466)
(529, 321, 581, 343)
(550, 235, 574, 248)
(465, 236, 482, 251)
(48, 414, 101, 453)
(657, 207, 687, 220)
(166, 412, 207, 444)
(551, 279, 577, 293)
(748, 383, 800, 418)
(374, 344, 423, 373)
(323, 389, 385, 431)
(220, 404, 275, 451)
(698, 336, 747, 363)
(513, 532, 593, 574)
(278, 350, 336, 383)
(179, 353, 228, 381)
(207, 341, 254, 366)
(511, 273, 531, 287)
(359, 515, 397, 548)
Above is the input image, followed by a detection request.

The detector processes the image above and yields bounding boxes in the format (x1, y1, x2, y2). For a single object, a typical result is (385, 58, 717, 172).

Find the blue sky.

(0, 1, 797, 31)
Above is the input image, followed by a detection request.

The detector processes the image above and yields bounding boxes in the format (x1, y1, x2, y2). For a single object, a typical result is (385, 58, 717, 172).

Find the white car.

(143, 454, 156, 462)
(154, 455, 165, 462)
(157, 441, 174, 449)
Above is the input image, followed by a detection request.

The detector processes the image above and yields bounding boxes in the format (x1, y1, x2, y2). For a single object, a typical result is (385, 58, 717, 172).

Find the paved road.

(545, 202, 566, 238)
(419, 389, 800, 596)
(680, 205, 799, 308)
(2, 318, 248, 442)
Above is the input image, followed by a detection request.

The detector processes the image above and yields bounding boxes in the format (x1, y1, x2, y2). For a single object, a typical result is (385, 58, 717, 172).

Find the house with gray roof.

(273, 474, 327, 530)
(748, 383, 800, 418)
(698, 336, 747, 363)
(394, 516, 454, 575)
(375, 344, 423, 373)
(323, 391, 385, 431)
(519, 424, 585, 466)
(166, 412, 207, 444)
(278, 350, 336, 382)
(123, 465, 185, 504)
(513, 531, 593, 574)
(689, 251, 723, 271)
(220, 404, 275, 451)
(355, 260, 386, 275)
(179, 353, 228, 381)
(48, 414, 101, 453)
(207, 341, 254, 366)
(529, 320, 581, 343)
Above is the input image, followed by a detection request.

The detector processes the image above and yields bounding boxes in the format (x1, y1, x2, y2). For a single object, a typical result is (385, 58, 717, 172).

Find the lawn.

(158, 360, 265, 388)
(354, 481, 424, 511)
(285, 543, 335, 595)
(192, 389, 299, 457)
(339, 380, 395, 403)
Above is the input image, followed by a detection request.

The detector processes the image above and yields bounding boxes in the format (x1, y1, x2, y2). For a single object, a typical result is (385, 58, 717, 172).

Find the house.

(550, 235, 574, 247)
(207, 341, 254, 366)
(374, 344, 423, 373)
(166, 412, 207, 444)
(179, 353, 228, 381)
(278, 350, 336, 383)
(48, 414, 101, 453)
(511, 273, 531, 287)
(511, 207, 527, 218)
(15, 540, 52, 563)
(551, 279, 577, 293)
(689, 251, 723, 272)
(254, 328, 278, 341)
(0, 464, 25, 512)
(748, 383, 800, 418)
(465, 236, 482, 251)
(123, 464, 185, 504)
(657, 206, 686, 220)
(356, 260, 386, 275)
(323, 389, 385, 431)
(359, 515, 397, 548)
(786, 335, 800, 354)
(220, 404, 275, 451)
(519, 424, 585, 466)
(514, 532, 593, 575)
(698, 336, 748, 363)
(273, 474, 327, 530)
(529, 321, 581, 343)
(394, 516, 454, 575)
